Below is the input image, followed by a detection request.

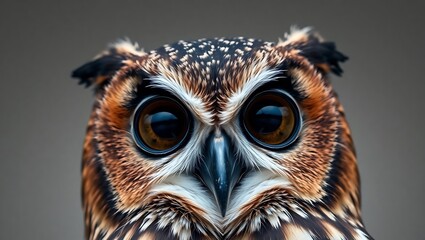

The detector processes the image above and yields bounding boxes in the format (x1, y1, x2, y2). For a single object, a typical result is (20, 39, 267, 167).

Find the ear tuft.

(278, 27, 348, 76)
(72, 39, 145, 90)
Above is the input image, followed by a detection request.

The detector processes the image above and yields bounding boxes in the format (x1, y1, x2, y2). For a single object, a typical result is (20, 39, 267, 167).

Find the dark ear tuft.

(278, 27, 348, 76)
(71, 40, 145, 91)
(71, 53, 126, 88)
(297, 40, 348, 76)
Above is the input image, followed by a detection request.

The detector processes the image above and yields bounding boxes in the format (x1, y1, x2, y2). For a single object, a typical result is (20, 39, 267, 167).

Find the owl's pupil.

(252, 106, 283, 134)
(149, 112, 180, 139)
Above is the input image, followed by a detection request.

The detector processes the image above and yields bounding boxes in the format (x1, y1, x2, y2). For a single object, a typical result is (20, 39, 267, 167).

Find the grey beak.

(197, 130, 241, 217)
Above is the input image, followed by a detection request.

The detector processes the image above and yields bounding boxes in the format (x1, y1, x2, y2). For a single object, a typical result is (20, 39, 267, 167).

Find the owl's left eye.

(131, 96, 192, 156)
(240, 89, 302, 150)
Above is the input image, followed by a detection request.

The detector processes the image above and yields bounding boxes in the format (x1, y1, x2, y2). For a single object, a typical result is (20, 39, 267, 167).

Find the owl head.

(73, 28, 370, 239)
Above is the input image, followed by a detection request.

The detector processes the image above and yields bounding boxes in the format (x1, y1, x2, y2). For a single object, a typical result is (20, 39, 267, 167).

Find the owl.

(72, 27, 372, 240)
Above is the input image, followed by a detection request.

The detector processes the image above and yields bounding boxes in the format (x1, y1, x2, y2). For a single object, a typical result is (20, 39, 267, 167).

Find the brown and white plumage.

(72, 27, 372, 239)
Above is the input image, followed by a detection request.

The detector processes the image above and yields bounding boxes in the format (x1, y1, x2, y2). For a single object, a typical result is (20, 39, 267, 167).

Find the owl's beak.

(197, 130, 241, 217)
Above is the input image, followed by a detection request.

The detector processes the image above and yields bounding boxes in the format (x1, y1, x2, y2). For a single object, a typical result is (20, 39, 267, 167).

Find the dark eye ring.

(131, 95, 192, 156)
(240, 89, 302, 150)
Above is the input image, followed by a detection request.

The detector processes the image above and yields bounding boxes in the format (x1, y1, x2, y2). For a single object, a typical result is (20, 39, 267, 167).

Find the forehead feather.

(143, 38, 278, 102)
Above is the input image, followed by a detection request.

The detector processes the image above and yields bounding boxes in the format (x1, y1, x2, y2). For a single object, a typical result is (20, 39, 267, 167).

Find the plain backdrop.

(1, 1, 424, 239)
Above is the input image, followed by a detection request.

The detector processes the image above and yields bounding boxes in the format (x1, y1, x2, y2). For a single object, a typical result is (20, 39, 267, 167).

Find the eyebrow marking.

(148, 75, 214, 125)
(219, 68, 282, 124)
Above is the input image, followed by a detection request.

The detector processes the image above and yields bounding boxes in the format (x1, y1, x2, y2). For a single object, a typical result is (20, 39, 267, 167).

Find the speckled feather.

(73, 28, 371, 240)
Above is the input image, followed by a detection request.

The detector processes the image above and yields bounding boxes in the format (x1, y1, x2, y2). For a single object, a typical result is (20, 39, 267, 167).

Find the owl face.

(73, 28, 370, 239)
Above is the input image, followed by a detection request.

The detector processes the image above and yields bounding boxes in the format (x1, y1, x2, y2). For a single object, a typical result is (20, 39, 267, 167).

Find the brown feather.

(74, 29, 371, 239)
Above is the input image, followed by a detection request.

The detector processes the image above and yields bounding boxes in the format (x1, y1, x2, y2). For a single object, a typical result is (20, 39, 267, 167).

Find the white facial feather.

(151, 123, 213, 179)
(223, 122, 288, 174)
(142, 175, 221, 239)
(149, 75, 214, 125)
(225, 170, 292, 224)
(146, 170, 294, 236)
(219, 68, 282, 124)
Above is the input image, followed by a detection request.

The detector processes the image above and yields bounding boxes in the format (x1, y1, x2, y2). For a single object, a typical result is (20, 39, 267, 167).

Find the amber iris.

(134, 97, 190, 154)
(243, 90, 299, 148)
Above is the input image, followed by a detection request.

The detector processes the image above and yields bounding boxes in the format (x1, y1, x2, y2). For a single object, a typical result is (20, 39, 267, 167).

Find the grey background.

(1, 0, 424, 239)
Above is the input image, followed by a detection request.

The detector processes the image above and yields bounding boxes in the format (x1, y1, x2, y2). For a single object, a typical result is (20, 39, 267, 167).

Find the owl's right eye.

(131, 96, 192, 156)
